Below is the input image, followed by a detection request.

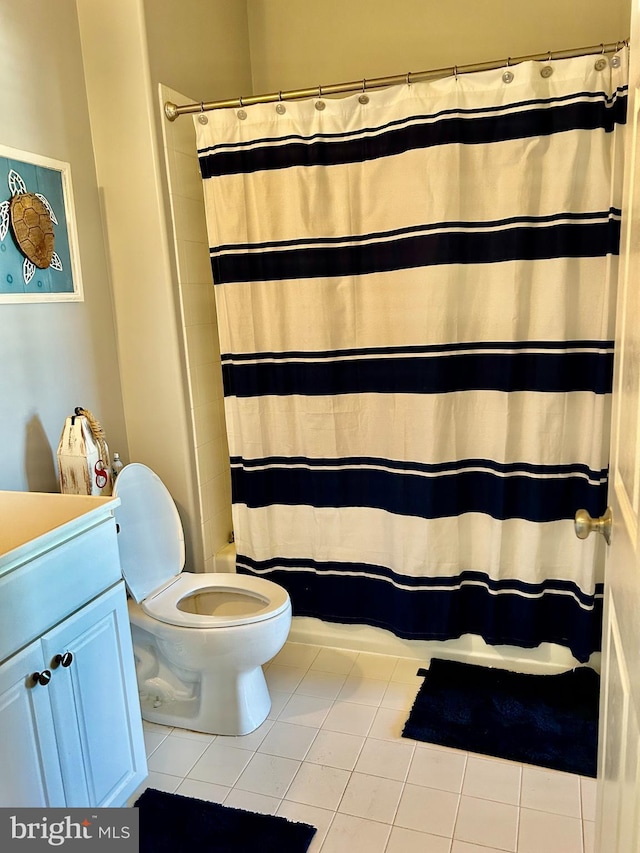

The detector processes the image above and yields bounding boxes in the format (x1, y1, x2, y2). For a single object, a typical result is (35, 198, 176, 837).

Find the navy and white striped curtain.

(196, 50, 627, 663)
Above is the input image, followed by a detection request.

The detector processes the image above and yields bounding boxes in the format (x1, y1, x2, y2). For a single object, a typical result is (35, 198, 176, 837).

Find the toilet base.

(138, 664, 272, 736)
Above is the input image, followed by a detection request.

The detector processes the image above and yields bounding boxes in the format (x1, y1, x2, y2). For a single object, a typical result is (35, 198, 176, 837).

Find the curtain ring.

(547, 51, 552, 62)
(362, 79, 367, 93)
(601, 43, 606, 54)
(318, 84, 323, 98)
(200, 102, 204, 112)
(453, 65, 458, 80)
(278, 91, 283, 101)
(239, 96, 244, 107)
(406, 71, 411, 86)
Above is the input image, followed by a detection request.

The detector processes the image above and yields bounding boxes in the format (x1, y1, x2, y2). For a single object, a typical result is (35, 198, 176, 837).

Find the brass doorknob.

(574, 507, 612, 546)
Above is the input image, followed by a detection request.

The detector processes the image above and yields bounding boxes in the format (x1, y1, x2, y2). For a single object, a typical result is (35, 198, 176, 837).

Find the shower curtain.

(196, 49, 628, 663)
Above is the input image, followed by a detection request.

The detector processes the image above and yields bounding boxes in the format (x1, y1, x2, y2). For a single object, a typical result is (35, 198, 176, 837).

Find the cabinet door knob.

(54, 652, 74, 668)
(31, 670, 52, 686)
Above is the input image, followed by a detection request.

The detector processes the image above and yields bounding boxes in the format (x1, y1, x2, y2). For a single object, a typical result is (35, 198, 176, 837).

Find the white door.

(0, 641, 66, 807)
(596, 9, 640, 851)
(44, 584, 147, 808)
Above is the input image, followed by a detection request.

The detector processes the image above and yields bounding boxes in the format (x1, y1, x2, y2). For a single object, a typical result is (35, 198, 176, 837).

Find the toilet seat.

(113, 463, 289, 629)
(113, 463, 184, 603)
(143, 572, 291, 628)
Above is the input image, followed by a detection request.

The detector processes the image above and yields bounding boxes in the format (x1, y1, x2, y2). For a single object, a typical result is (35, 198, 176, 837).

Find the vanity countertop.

(0, 490, 119, 574)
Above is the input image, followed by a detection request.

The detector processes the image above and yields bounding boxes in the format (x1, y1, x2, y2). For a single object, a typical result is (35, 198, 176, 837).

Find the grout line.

(514, 796, 522, 853)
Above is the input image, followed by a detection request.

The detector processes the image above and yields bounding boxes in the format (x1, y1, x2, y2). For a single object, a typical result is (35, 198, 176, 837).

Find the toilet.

(112, 463, 292, 736)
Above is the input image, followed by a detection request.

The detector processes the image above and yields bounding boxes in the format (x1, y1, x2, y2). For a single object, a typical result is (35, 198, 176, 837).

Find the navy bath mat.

(135, 788, 316, 853)
(402, 658, 599, 777)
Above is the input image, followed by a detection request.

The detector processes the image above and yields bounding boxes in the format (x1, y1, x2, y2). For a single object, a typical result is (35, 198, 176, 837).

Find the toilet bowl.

(113, 463, 292, 735)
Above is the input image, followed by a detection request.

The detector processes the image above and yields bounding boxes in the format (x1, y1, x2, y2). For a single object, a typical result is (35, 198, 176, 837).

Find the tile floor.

(131, 642, 596, 853)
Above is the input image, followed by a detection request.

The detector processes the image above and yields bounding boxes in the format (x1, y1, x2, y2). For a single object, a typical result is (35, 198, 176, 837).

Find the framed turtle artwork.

(0, 144, 83, 303)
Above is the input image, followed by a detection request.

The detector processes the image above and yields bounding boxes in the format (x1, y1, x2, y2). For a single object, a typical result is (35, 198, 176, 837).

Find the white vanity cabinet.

(0, 491, 147, 807)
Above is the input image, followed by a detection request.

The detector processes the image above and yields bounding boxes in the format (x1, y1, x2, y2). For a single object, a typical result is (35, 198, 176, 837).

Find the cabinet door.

(0, 642, 66, 806)
(43, 582, 146, 807)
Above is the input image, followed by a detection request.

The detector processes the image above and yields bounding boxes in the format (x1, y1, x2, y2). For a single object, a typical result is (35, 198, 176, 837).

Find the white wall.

(247, 0, 631, 93)
(77, 0, 250, 569)
(0, 0, 127, 493)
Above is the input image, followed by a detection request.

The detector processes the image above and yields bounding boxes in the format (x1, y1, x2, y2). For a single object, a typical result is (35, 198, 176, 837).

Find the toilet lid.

(113, 463, 185, 603)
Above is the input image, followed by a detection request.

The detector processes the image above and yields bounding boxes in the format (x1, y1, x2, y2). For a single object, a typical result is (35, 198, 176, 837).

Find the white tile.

(462, 755, 521, 804)
(583, 819, 595, 853)
(266, 664, 308, 693)
(166, 107, 197, 155)
(275, 801, 334, 853)
(387, 825, 451, 853)
(173, 150, 204, 201)
(581, 776, 597, 821)
(234, 752, 300, 798)
(278, 693, 333, 728)
(322, 701, 377, 736)
(351, 652, 397, 680)
(520, 766, 582, 817)
(454, 795, 518, 851)
(257, 721, 318, 760)
(285, 762, 350, 810)
(310, 647, 358, 675)
(129, 771, 182, 804)
(395, 782, 459, 837)
(391, 658, 425, 684)
(408, 745, 467, 793)
(381, 681, 420, 711)
(144, 730, 169, 757)
(338, 771, 403, 823)
(320, 813, 391, 853)
(367, 706, 409, 741)
(142, 720, 173, 736)
(183, 283, 213, 330)
(184, 237, 214, 284)
(146, 733, 209, 777)
(223, 788, 281, 815)
(451, 842, 507, 853)
(186, 742, 253, 787)
(518, 807, 583, 853)
(271, 642, 320, 669)
(217, 717, 274, 751)
(305, 729, 365, 770)
(174, 778, 229, 803)
(174, 195, 208, 245)
(296, 669, 347, 699)
(337, 675, 389, 706)
(169, 727, 215, 744)
(354, 737, 414, 781)
(267, 689, 291, 719)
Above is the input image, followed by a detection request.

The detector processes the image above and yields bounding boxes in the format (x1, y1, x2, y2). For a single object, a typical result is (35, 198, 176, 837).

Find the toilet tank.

(214, 542, 236, 572)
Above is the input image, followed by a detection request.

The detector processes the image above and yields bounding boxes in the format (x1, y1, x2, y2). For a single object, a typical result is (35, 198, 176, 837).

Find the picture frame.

(0, 144, 84, 303)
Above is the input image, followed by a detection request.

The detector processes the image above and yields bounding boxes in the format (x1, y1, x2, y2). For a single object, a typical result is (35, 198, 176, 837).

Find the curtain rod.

(164, 40, 628, 121)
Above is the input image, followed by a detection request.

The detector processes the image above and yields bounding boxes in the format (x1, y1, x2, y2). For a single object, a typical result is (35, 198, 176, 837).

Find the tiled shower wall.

(160, 85, 233, 572)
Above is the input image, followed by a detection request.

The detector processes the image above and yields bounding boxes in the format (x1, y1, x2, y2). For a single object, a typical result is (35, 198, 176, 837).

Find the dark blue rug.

(402, 658, 599, 777)
(134, 788, 316, 853)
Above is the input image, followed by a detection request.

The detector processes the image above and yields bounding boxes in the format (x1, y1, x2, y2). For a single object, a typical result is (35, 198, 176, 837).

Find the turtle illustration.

(0, 168, 63, 285)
